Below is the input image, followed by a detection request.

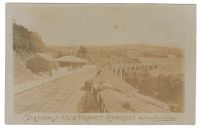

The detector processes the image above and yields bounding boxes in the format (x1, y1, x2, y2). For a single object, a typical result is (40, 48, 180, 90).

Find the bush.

(121, 101, 130, 109)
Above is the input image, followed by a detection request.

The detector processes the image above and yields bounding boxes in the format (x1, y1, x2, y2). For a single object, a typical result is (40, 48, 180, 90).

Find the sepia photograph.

(5, 3, 196, 124)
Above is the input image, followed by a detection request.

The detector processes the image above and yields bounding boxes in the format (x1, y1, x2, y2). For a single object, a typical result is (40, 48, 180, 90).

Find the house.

(55, 55, 88, 69)
(26, 53, 57, 76)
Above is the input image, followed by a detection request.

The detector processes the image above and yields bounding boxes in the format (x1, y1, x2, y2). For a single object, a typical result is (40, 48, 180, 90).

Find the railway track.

(14, 67, 97, 113)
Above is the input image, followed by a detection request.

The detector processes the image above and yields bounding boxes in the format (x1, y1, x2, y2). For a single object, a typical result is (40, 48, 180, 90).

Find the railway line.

(14, 67, 97, 113)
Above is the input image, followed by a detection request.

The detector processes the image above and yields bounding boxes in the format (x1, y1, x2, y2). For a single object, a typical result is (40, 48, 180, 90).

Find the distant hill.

(13, 23, 46, 56)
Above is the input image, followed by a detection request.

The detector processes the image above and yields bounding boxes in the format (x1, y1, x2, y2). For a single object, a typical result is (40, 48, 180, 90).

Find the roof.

(55, 56, 88, 63)
(36, 53, 55, 62)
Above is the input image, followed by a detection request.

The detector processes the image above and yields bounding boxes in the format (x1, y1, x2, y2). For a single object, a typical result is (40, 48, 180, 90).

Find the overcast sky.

(10, 4, 195, 48)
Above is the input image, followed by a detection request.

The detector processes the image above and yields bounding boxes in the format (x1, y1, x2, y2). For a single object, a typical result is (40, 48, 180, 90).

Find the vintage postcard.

(5, 3, 196, 124)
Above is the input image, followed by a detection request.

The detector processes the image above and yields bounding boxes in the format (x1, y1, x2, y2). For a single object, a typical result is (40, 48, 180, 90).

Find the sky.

(9, 4, 195, 48)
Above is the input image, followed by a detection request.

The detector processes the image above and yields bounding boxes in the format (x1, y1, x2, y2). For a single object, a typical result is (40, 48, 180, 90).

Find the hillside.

(13, 23, 46, 56)
(13, 23, 46, 85)
(13, 51, 38, 85)
(85, 44, 184, 65)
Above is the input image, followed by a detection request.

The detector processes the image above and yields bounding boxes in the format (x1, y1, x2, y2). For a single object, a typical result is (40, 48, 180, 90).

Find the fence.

(91, 84, 108, 113)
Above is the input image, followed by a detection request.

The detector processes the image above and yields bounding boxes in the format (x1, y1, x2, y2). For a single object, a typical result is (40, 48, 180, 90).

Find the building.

(26, 53, 57, 76)
(55, 55, 88, 69)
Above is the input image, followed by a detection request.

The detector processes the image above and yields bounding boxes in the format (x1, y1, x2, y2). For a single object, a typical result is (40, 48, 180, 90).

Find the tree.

(78, 46, 87, 57)
(57, 51, 63, 58)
